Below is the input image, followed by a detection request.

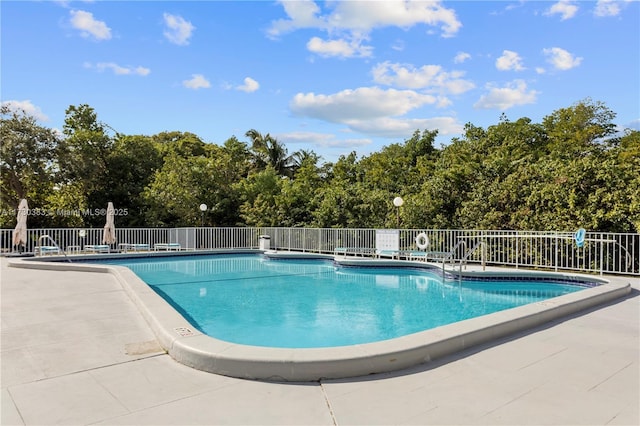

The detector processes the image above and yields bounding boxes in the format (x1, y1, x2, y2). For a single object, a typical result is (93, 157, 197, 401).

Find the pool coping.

(8, 251, 632, 382)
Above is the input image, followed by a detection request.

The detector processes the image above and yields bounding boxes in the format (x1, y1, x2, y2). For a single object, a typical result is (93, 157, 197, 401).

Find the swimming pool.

(10, 250, 631, 381)
(94, 254, 587, 348)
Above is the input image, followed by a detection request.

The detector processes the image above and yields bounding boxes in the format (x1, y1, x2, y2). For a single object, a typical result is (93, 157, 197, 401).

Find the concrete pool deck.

(3, 254, 631, 382)
(1, 257, 639, 425)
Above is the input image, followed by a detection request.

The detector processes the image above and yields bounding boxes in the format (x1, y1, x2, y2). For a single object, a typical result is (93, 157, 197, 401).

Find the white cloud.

(236, 77, 260, 93)
(503, 2, 525, 12)
(627, 118, 640, 131)
(85, 62, 150, 76)
(290, 87, 436, 122)
(543, 47, 583, 70)
(594, 0, 617, 17)
(269, 1, 461, 58)
(183, 74, 210, 89)
(270, 0, 461, 37)
(55, 0, 97, 8)
(69, 10, 111, 40)
(453, 52, 471, 64)
(371, 62, 475, 95)
(347, 116, 463, 138)
(133, 66, 151, 76)
(1, 100, 49, 121)
(278, 131, 372, 149)
(289, 86, 463, 139)
(593, 0, 632, 17)
(474, 80, 539, 110)
(391, 39, 405, 51)
(163, 13, 195, 45)
(326, 1, 461, 37)
(268, 0, 324, 36)
(545, 1, 579, 20)
(435, 96, 453, 108)
(307, 36, 373, 58)
(496, 50, 525, 71)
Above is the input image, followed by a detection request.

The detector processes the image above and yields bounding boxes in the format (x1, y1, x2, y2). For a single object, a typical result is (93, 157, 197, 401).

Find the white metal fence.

(1, 227, 638, 276)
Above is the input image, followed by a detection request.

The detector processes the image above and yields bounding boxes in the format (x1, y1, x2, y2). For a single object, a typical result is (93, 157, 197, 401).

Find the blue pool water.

(93, 254, 587, 348)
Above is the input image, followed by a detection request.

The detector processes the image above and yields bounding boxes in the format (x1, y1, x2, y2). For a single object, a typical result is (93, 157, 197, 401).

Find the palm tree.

(245, 129, 293, 176)
(289, 149, 321, 175)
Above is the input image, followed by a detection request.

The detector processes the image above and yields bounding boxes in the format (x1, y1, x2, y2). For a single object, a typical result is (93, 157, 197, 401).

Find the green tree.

(311, 152, 369, 228)
(141, 143, 244, 227)
(2, 99, 636, 234)
(617, 130, 640, 231)
(222, 136, 252, 180)
(142, 153, 205, 226)
(43, 182, 87, 227)
(542, 98, 617, 157)
(354, 130, 439, 228)
(457, 117, 546, 229)
(104, 134, 163, 226)
(277, 153, 326, 226)
(245, 129, 293, 176)
(0, 105, 59, 227)
(236, 166, 283, 226)
(202, 142, 246, 226)
(152, 131, 206, 158)
(618, 129, 640, 162)
(57, 104, 115, 226)
(404, 134, 479, 229)
(289, 149, 320, 176)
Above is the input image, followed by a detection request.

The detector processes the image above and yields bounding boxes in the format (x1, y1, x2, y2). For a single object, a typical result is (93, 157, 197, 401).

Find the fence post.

(600, 235, 604, 275)
(554, 231, 559, 272)
(515, 231, 519, 269)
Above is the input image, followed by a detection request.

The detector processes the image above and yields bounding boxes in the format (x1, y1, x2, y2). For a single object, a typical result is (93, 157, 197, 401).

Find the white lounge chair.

(376, 250, 401, 259)
(34, 246, 60, 256)
(118, 243, 150, 252)
(334, 247, 375, 257)
(85, 244, 110, 253)
(154, 243, 181, 251)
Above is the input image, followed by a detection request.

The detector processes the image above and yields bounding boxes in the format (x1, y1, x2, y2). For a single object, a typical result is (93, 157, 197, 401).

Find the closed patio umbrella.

(102, 202, 116, 245)
(12, 199, 28, 252)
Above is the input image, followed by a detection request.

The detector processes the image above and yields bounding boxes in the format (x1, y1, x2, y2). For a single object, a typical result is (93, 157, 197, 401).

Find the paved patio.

(1, 258, 638, 425)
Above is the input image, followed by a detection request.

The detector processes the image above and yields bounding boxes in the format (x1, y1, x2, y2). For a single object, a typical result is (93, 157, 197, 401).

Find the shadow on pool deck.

(1, 258, 638, 425)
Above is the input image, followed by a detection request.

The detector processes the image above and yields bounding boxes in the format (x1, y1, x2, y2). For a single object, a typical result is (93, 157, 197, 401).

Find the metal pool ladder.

(443, 240, 487, 281)
(36, 235, 72, 263)
(460, 240, 487, 271)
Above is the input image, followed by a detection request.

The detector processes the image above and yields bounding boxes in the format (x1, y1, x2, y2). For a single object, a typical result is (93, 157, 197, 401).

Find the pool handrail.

(36, 235, 71, 262)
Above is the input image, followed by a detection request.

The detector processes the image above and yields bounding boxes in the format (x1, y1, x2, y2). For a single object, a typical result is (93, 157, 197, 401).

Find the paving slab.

(8, 371, 129, 425)
(88, 356, 239, 413)
(94, 379, 334, 426)
(1, 388, 24, 426)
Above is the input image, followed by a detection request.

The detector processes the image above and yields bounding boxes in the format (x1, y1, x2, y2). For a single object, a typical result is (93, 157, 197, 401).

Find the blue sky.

(3, 0, 639, 162)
